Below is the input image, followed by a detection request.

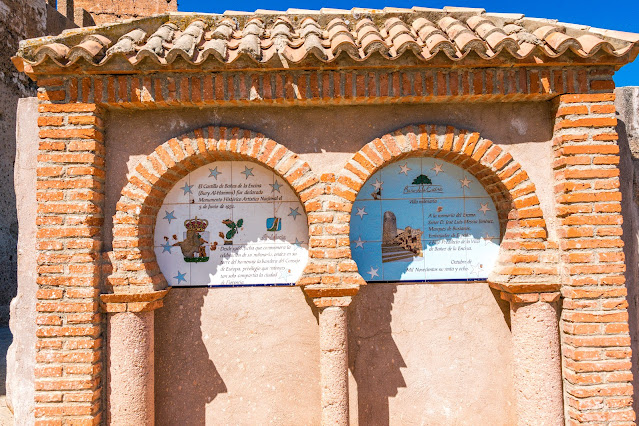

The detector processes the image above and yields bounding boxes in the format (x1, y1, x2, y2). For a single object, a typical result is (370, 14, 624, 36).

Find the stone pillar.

(101, 290, 169, 425)
(317, 298, 351, 426)
(502, 291, 564, 426)
(108, 311, 154, 425)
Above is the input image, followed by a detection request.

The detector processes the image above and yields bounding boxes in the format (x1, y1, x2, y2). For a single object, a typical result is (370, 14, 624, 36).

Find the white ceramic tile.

(234, 160, 272, 188)
(270, 175, 299, 203)
(154, 203, 190, 247)
(273, 201, 308, 245)
(190, 162, 233, 204)
(154, 160, 310, 287)
(229, 202, 274, 245)
(163, 175, 194, 205)
(155, 245, 191, 286)
(350, 158, 501, 284)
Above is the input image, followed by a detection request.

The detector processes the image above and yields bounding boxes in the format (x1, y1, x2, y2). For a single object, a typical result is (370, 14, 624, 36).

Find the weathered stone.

(6, 97, 39, 425)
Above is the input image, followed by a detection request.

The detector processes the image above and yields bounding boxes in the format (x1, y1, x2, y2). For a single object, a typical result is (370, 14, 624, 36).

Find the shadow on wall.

(348, 283, 513, 425)
(615, 116, 639, 417)
(154, 288, 227, 425)
(349, 284, 406, 425)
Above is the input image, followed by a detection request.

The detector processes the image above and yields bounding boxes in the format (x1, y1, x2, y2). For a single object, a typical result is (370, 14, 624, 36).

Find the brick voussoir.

(111, 125, 320, 303)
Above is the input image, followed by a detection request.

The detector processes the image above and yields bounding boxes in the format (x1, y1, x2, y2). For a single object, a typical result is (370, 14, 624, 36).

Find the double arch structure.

(104, 123, 561, 424)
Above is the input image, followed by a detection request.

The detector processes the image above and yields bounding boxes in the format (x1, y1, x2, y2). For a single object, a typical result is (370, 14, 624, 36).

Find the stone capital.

(500, 291, 561, 304)
(100, 288, 170, 313)
(488, 281, 561, 295)
(303, 284, 359, 308)
(312, 296, 353, 308)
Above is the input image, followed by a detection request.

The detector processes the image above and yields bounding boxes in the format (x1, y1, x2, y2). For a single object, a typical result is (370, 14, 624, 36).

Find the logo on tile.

(266, 217, 282, 232)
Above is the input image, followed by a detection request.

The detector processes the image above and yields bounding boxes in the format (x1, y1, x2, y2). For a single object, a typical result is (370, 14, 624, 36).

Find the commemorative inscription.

(154, 161, 308, 287)
(350, 157, 500, 282)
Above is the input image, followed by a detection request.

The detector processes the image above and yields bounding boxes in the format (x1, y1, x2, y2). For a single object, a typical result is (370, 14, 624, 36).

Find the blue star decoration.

(270, 180, 283, 192)
(241, 166, 254, 179)
(163, 210, 176, 223)
(161, 241, 173, 253)
(288, 207, 301, 220)
(294, 238, 304, 247)
(173, 271, 187, 285)
(209, 167, 222, 179)
(180, 183, 193, 195)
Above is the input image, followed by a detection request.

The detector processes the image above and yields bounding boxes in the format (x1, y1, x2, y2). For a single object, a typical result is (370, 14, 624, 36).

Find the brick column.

(35, 102, 105, 424)
(502, 291, 564, 425)
(553, 90, 635, 423)
(315, 297, 351, 426)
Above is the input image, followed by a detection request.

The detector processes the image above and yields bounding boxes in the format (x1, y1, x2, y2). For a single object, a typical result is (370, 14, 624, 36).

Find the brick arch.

(328, 124, 558, 290)
(108, 126, 322, 294)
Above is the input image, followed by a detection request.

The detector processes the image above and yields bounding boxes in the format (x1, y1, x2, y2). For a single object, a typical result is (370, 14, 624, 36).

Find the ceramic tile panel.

(155, 161, 309, 287)
(351, 157, 500, 283)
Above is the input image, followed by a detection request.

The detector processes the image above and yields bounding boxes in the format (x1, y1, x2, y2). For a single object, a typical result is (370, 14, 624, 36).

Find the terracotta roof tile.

(15, 7, 639, 71)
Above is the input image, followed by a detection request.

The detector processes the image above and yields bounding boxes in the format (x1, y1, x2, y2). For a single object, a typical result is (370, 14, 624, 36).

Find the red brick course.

(36, 103, 105, 425)
(30, 64, 635, 424)
(332, 124, 558, 296)
(553, 91, 635, 424)
(35, 66, 616, 109)
(108, 127, 331, 295)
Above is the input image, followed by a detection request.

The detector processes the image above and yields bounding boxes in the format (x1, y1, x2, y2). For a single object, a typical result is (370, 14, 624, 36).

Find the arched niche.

(349, 156, 500, 283)
(154, 160, 309, 288)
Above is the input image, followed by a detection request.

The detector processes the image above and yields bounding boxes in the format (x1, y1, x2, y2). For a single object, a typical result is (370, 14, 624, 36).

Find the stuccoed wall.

(0, 0, 74, 325)
(73, 0, 177, 24)
(616, 86, 639, 416)
(105, 101, 552, 423)
(0, 0, 46, 324)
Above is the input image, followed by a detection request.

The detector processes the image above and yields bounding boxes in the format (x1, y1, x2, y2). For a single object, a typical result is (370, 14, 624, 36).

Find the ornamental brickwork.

(11, 7, 639, 426)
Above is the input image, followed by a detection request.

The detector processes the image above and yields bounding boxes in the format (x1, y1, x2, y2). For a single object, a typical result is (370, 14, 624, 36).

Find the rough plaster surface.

(108, 311, 154, 425)
(0, 1, 74, 327)
(349, 283, 515, 425)
(0, 327, 14, 424)
(0, 0, 46, 326)
(105, 102, 550, 424)
(616, 86, 639, 416)
(6, 97, 38, 425)
(155, 283, 515, 424)
(510, 301, 563, 425)
(154, 287, 321, 425)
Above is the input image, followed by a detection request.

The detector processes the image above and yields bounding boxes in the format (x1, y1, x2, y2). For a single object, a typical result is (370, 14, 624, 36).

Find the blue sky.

(179, 0, 639, 87)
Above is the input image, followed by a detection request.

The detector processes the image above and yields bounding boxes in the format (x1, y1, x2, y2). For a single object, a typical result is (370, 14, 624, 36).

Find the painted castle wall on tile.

(154, 161, 308, 287)
(102, 101, 550, 424)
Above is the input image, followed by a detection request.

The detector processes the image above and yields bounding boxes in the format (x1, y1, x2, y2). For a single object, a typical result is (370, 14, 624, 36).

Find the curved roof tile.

(14, 7, 639, 71)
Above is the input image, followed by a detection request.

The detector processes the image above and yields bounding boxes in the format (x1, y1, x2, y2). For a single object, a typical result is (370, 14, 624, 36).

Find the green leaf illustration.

(226, 229, 236, 240)
(412, 174, 432, 185)
(237, 218, 244, 228)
